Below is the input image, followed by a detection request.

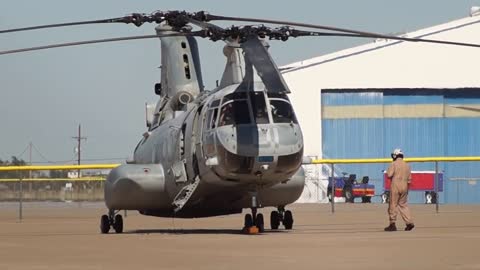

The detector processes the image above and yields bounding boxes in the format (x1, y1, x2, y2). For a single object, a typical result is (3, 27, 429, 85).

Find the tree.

(0, 156, 28, 178)
(50, 170, 68, 178)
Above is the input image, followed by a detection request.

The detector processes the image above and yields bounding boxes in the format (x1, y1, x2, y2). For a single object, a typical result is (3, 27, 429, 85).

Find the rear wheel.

(344, 187, 354, 203)
(362, 196, 371, 203)
(425, 192, 437, 204)
(327, 188, 332, 202)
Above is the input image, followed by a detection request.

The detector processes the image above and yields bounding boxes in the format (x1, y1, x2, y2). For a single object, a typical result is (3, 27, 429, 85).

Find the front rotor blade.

(209, 14, 480, 48)
(0, 32, 198, 55)
(0, 17, 130, 34)
(241, 37, 290, 94)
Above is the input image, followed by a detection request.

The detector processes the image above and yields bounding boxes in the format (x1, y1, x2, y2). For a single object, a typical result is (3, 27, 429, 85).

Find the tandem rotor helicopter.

(2, 11, 480, 234)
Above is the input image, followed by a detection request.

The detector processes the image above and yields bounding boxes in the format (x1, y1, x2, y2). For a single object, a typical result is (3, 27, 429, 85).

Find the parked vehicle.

(382, 171, 444, 204)
(328, 173, 375, 203)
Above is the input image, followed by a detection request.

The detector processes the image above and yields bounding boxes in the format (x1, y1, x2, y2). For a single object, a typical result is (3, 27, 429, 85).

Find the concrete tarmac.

(0, 202, 479, 270)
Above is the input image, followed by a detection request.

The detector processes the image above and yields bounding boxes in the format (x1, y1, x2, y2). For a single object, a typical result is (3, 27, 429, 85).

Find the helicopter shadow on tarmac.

(125, 228, 290, 235)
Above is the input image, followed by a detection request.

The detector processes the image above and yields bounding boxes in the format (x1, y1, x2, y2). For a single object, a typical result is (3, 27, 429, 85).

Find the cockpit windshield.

(250, 92, 269, 124)
(218, 100, 250, 126)
(268, 93, 298, 124)
(216, 91, 296, 127)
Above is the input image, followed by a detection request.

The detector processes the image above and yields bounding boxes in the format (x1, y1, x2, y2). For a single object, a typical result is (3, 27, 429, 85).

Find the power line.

(31, 143, 54, 163)
(15, 144, 30, 159)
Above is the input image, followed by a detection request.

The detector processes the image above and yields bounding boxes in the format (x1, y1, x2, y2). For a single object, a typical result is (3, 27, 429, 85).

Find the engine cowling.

(105, 164, 170, 210)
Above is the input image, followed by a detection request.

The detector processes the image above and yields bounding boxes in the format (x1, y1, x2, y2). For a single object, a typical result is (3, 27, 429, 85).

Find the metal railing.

(2, 158, 480, 218)
(0, 164, 120, 221)
(308, 156, 480, 213)
(0, 164, 120, 171)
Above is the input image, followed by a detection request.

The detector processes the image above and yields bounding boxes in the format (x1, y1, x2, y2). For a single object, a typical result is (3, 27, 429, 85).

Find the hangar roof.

(281, 12, 480, 89)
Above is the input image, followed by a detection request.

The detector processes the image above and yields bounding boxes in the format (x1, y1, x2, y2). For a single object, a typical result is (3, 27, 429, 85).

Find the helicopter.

(1, 11, 480, 234)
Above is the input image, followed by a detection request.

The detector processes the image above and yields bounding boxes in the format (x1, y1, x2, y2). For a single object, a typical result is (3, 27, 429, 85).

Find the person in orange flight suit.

(384, 149, 415, 232)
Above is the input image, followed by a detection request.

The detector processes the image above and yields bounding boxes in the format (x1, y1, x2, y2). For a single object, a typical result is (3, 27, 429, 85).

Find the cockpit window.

(250, 92, 269, 124)
(210, 99, 220, 107)
(267, 93, 288, 99)
(270, 99, 298, 123)
(206, 108, 219, 130)
(223, 92, 247, 102)
(218, 100, 250, 126)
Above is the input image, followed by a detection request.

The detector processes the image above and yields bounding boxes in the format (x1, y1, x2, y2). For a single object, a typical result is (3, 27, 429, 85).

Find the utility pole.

(72, 124, 87, 178)
(28, 142, 32, 179)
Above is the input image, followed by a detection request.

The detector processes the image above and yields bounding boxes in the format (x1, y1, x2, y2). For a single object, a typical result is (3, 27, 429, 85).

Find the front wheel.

(284, 210, 293, 230)
(100, 215, 110, 234)
(381, 192, 390, 204)
(256, 213, 265, 232)
(113, 214, 123, 233)
(270, 211, 280, 230)
(244, 214, 253, 228)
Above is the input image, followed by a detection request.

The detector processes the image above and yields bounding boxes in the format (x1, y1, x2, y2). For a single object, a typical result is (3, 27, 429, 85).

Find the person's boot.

(405, 223, 415, 231)
(384, 223, 397, 231)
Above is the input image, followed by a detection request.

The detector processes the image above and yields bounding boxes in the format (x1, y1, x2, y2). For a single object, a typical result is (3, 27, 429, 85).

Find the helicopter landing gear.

(270, 206, 294, 230)
(243, 194, 264, 233)
(100, 209, 124, 234)
(243, 208, 265, 233)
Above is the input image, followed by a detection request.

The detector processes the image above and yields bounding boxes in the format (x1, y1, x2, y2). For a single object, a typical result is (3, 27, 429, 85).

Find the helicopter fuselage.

(105, 24, 305, 218)
(105, 84, 304, 217)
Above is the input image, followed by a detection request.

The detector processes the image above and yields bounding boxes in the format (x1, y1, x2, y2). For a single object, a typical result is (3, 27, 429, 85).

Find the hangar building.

(284, 8, 480, 204)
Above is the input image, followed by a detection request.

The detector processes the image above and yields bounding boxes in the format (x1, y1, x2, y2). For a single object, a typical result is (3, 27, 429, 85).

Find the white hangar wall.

(284, 14, 480, 158)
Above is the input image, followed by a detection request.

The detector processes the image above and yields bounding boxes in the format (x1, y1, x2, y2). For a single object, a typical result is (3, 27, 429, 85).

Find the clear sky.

(0, 0, 478, 164)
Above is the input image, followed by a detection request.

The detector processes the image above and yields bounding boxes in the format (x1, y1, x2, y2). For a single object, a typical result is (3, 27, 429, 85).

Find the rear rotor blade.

(208, 14, 480, 48)
(0, 32, 199, 55)
(241, 37, 290, 94)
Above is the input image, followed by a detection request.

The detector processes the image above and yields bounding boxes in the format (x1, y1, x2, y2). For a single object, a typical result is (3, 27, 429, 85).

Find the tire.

(100, 215, 110, 234)
(244, 214, 253, 228)
(344, 188, 354, 203)
(284, 210, 293, 230)
(256, 213, 265, 232)
(113, 214, 123, 233)
(425, 192, 433, 204)
(327, 189, 332, 202)
(270, 211, 280, 230)
(381, 192, 390, 204)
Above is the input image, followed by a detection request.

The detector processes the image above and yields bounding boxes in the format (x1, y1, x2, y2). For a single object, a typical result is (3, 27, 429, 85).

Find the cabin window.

(183, 54, 191, 79)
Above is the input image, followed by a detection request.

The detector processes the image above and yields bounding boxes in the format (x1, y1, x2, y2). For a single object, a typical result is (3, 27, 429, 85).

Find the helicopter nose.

(212, 123, 303, 182)
(215, 124, 303, 157)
